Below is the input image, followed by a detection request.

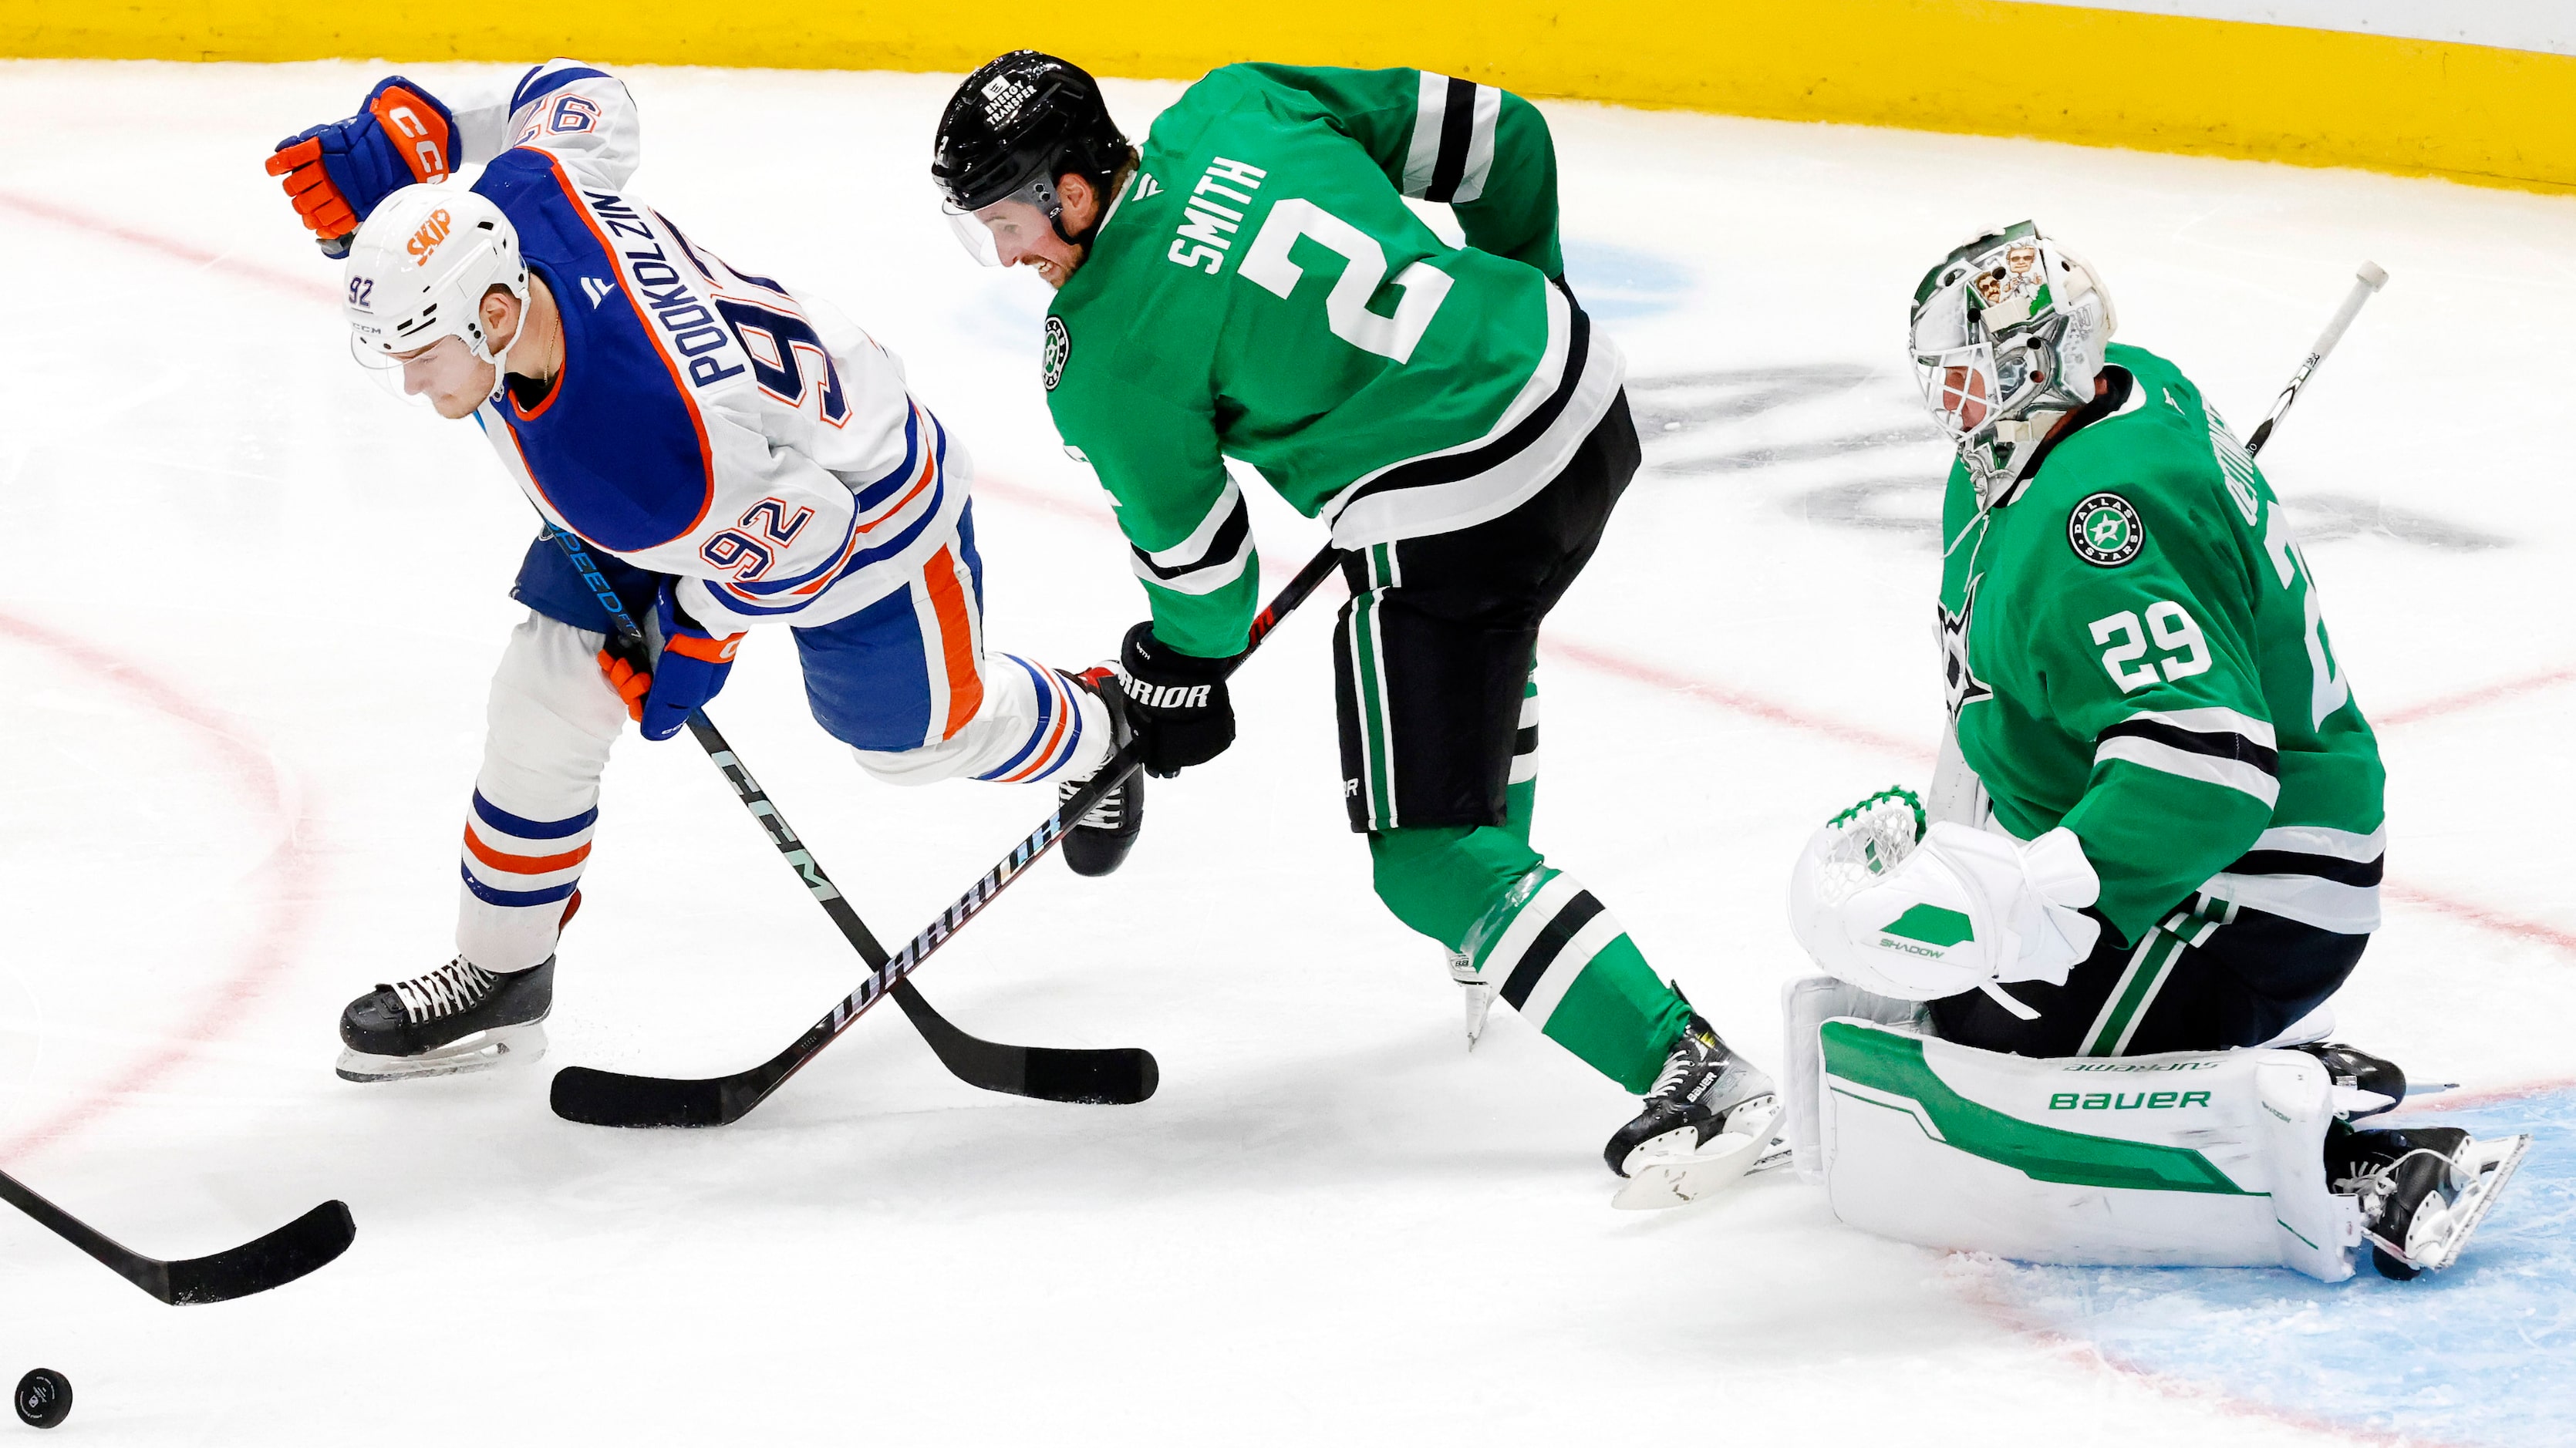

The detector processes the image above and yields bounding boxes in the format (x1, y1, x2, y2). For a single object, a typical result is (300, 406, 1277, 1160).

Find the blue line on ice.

(1981, 1088, 2576, 1447)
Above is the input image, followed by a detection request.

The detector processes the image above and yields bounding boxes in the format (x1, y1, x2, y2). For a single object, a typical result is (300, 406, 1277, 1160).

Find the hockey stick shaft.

(2244, 262, 2387, 457)
(0, 1168, 354, 1305)
(542, 525, 1152, 1104)
(551, 541, 1347, 1126)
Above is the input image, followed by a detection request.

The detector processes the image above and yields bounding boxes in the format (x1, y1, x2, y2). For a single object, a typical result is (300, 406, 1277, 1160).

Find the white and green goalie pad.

(1809, 1012, 2365, 1281)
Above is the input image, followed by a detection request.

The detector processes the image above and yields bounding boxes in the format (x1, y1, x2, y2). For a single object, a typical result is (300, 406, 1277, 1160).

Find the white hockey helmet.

(1910, 223, 2118, 505)
(343, 183, 529, 368)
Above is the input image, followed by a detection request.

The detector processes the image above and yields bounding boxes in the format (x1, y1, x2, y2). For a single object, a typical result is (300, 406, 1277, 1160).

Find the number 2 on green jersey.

(1240, 199, 1453, 363)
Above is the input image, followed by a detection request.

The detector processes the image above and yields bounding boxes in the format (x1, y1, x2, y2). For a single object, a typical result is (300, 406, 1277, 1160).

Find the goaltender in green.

(1782, 224, 2527, 1280)
(932, 52, 1778, 1202)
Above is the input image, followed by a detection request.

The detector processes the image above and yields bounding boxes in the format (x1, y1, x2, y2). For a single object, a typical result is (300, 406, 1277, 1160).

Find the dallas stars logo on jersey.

(2069, 491, 2144, 567)
(1042, 316, 1071, 391)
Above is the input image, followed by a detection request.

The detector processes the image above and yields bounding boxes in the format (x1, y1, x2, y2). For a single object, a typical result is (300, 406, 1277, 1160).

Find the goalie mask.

(1909, 223, 2117, 506)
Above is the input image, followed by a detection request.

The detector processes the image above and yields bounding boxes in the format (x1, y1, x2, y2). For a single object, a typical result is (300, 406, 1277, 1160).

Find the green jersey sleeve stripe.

(1128, 476, 1253, 595)
(2094, 739, 2282, 806)
(1402, 75, 1502, 204)
(2121, 705, 2277, 750)
(2251, 823, 2385, 861)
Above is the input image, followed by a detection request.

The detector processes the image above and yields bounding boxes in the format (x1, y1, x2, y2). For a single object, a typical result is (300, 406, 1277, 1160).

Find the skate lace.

(1647, 1040, 1715, 1102)
(392, 958, 496, 1024)
(1062, 776, 1122, 830)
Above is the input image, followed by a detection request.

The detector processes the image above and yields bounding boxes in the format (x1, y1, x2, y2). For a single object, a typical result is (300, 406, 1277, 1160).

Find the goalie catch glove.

(1788, 789, 2101, 1018)
(265, 77, 458, 250)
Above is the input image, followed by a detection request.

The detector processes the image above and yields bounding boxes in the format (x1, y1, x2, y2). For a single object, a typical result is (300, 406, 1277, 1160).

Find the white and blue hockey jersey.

(446, 59, 963, 631)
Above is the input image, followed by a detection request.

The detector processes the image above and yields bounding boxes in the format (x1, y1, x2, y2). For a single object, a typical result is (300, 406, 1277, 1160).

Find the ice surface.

(0, 59, 2570, 1445)
(1974, 1089, 2576, 1446)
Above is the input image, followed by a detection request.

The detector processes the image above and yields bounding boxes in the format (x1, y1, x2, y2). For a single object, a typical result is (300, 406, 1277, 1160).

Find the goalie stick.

(542, 524, 1156, 1107)
(551, 540, 1348, 1128)
(2245, 261, 2387, 457)
(0, 1168, 352, 1305)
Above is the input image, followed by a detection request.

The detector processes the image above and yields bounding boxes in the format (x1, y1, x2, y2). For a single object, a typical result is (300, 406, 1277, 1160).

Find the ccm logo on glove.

(264, 76, 458, 244)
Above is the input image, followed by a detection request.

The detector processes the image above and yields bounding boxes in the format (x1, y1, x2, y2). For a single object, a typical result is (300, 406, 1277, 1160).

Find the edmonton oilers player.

(264, 61, 1141, 1081)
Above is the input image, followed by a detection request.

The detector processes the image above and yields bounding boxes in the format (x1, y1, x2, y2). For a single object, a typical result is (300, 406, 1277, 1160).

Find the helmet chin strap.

(472, 280, 533, 401)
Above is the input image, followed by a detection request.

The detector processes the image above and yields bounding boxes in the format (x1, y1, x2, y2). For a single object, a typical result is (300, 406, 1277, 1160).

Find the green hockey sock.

(1370, 830, 1691, 1094)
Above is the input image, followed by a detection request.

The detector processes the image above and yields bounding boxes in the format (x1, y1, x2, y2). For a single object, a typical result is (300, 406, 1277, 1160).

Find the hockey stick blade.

(543, 523, 1154, 1108)
(551, 1060, 768, 1129)
(548, 545, 1344, 1130)
(157, 1200, 359, 1305)
(891, 982, 1158, 1105)
(0, 1169, 354, 1305)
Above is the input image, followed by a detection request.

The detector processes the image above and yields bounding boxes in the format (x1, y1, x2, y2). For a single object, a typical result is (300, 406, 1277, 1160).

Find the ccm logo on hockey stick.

(1124, 680, 1212, 710)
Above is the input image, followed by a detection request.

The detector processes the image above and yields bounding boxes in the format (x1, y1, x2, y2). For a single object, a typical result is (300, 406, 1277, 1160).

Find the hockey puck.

(13, 1369, 69, 1429)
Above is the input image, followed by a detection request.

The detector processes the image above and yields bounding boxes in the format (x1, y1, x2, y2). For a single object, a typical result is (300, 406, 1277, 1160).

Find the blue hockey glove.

(595, 584, 746, 742)
(265, 77, 457, 246)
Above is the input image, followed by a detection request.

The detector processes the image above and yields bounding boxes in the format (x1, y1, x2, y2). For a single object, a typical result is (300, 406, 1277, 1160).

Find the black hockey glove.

(1118, 622, 1239, 778)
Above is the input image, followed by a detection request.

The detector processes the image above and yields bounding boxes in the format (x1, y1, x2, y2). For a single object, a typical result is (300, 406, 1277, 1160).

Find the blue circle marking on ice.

(1982, 1087, 2576, 1446)
(1559, 241, 1694, 322)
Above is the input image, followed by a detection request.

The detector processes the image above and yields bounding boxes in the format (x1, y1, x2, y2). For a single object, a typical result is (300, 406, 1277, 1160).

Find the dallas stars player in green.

(1788, 224, 2516, 1276)
(931, 52, 1778, 1190)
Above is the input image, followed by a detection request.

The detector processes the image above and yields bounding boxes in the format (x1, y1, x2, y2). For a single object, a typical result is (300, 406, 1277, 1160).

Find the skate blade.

(1461, 982, 1494, 1051)
(2409, 1132, 2533, 1273)
(335, 1022, 548, 1083)
(1611, 1097, 1786, 1211)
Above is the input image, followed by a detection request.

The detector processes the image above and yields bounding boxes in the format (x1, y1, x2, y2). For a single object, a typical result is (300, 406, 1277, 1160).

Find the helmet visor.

(348, 331, 490, 412)
(941, 176, 1060, 268)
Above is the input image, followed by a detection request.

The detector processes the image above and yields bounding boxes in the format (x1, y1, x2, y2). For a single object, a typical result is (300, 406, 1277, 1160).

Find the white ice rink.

(0, 60, 2571, 1445)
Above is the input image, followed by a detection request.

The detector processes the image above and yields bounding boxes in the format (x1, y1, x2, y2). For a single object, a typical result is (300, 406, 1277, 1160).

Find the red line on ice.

(0, 613, 319, 1163)
(2374, 663, 2576, 726)
(0, 190, 339, 305)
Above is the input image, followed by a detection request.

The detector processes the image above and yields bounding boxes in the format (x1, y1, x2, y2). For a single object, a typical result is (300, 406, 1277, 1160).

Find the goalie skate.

(2382, 1131, 2530, 1276)
(2331, 1123, 2531, 1278)
(335, 957, 554, 1083)
(1610, 1096, 1786, 1211)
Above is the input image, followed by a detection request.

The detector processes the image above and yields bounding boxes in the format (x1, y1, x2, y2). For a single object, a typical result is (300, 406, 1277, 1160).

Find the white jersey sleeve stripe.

(2096, 736, 2282, 807)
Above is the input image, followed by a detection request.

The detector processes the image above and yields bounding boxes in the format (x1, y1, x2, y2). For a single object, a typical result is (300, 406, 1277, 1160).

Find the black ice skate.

(2297, 1042, 2407, 1119)
(1059, 666, 1144, 878)
(335, 957, 554, 1083)
(2328, 1121, 2531, 1278)
(1606, 1007, 1784, 1210)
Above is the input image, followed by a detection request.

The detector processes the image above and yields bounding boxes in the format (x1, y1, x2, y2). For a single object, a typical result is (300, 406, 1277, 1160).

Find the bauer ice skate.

(2328, 1122, 2531, 1278)
(1059, 667, 1145, 878)
(1607, 1008, 1784, 1210)
(336, 956, 554, 1082)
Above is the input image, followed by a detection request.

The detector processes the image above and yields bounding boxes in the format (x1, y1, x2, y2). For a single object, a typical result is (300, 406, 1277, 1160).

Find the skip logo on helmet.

(406, 208, 453, 267)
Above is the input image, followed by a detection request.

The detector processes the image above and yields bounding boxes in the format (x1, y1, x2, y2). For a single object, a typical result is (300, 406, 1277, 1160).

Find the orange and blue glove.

(596, 584, 747, 742)
(263, 77, 457, 254)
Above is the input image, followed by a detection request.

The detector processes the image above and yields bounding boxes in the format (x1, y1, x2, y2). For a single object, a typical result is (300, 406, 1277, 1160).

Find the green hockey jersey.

(1937, 344, 2385, 947)
(1042, 63, 1625, 658)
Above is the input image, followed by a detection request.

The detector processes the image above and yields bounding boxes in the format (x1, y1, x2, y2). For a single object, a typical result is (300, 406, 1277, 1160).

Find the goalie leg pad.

(1816, 1020, 2365, 1281)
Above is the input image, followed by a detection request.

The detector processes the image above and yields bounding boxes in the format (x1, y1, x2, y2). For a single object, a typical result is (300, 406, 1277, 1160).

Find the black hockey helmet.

(932, 51, 1130, 256)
